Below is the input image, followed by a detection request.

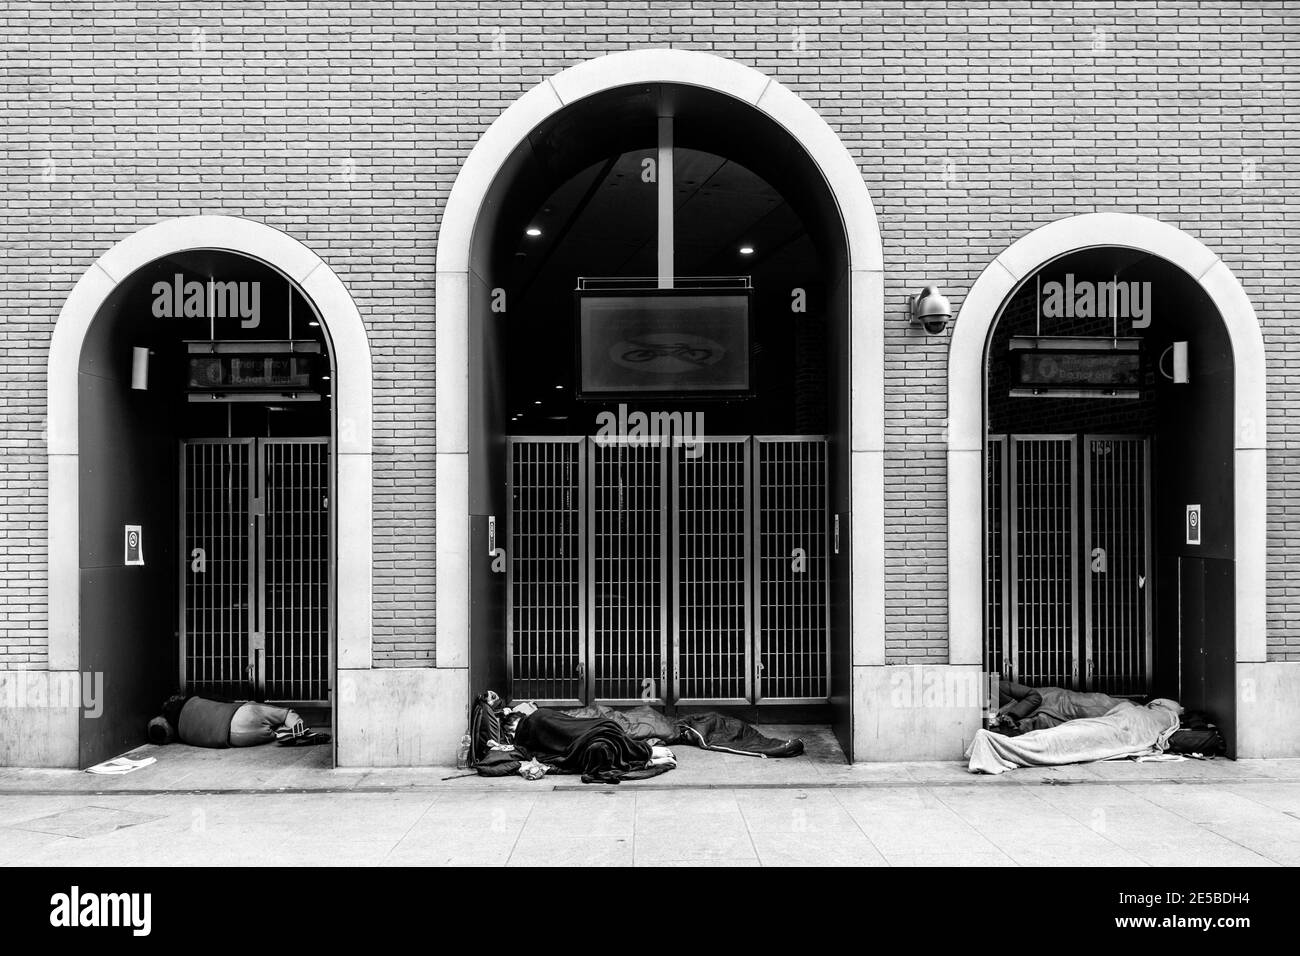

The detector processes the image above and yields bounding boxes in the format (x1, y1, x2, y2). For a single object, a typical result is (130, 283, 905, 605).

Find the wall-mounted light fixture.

(130, 347, 151, 390)
(1159, 341, 1190, 384)
(909, 286, 953, 335)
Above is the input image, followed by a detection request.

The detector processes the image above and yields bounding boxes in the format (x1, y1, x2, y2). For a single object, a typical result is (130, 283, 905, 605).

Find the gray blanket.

(560, 704, 677, 742)
(966, 699, 1181, 775)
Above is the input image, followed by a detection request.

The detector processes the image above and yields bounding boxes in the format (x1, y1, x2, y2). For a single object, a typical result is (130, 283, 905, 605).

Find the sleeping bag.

(674, 713, 805, 758)
(966, 699, 1181, 774)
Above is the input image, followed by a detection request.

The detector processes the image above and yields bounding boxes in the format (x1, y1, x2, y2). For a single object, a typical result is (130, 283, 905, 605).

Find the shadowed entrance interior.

(77, 250, 335, 767)
(983, 246, 1237, 752)
(466, 83, 853, 748)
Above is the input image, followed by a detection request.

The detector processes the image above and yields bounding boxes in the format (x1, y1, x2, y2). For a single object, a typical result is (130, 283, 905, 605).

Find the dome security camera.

(910, 286, 953, 335)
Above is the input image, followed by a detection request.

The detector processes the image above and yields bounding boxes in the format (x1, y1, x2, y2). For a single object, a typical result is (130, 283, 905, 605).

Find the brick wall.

(2, 1, 1296, 667)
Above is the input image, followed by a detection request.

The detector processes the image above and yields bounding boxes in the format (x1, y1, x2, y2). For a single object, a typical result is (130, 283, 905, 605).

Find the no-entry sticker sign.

(124, 525, 144, 566)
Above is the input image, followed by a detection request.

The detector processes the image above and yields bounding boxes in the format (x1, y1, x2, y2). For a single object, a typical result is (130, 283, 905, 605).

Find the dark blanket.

(674, 713, 805, 758)
(513, 710, 670, 784)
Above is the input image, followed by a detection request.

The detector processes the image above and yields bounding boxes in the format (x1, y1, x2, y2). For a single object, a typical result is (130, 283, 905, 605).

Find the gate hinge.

(250, 496, 265, 516)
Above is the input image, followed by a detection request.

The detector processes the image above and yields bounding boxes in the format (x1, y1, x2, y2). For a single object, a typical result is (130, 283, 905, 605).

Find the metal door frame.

(179, 436, 331, 707)
(985, 435, 1011, 679)
(753, 435, 831, 704)
(1081, 434, 1154, 694)
(671, 435, 753, 706)
(506, 436, 587, 707)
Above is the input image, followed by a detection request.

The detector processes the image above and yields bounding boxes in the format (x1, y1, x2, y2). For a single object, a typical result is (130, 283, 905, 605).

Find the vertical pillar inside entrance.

(657, 113, 674, 290)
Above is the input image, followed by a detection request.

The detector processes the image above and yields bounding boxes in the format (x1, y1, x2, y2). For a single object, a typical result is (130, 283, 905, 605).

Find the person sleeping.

(991, 680, 1125, 736)
(147, 694, 329, 748)
(968, 698, 1182, 774)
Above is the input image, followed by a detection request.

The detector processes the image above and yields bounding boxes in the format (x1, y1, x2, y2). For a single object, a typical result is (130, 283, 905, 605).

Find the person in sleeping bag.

(990, 681, 1125, 736)
(147, 694, 329, 748)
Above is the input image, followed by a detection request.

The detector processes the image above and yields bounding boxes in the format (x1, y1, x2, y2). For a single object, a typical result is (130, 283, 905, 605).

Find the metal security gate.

(1011, 435, 1079, 686)
(673, 437, 751, 705)
(985, 433, 1151, 694)
(589, 440, 668, 704)
(181, 440, 253, 699)
(508, 435, 829, 705)
(181, 437, 331, 704)
(755, 437, 829, 702)
(1083, 436, 1152, 694)
(508, 438, 586, 704)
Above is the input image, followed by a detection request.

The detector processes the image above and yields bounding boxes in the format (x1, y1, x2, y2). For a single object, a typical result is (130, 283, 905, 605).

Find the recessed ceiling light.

(308, 320, 320, 327)
(555, 384, 563, 390)
(525, 227, 542, 237)
(321, 375, 330, 381)
(533, 400, 542, 405)
(739, 246, 755, 255)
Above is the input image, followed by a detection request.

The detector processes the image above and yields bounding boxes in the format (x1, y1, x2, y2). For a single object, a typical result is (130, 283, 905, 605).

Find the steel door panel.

(261, 438, 330, 704)
(1083, 435, 1152, 695)
(588, 439, 668, 704)
(180, 439, 255, 699)
(507, 437, 586, 705)
(672, 437, 751, 705)
(1008, 435, 1078, 687)
(754, 437, 829, 703)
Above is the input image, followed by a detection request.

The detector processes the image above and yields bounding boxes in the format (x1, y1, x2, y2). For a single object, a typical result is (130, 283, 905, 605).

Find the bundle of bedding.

(965, 699, 1181, 775)
(512, 709, 673, 784)
(468, 697, 807, 782)
(563, 704, 804, 757)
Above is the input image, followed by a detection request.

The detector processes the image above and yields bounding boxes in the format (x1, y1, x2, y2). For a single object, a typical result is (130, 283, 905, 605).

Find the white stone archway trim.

(47, 216, 374, 684)
(947, 212, 1267, 675)
(435, 50, 886, 733)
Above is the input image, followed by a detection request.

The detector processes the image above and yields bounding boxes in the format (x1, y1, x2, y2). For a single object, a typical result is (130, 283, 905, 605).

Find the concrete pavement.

(3, 745, 1300, 866)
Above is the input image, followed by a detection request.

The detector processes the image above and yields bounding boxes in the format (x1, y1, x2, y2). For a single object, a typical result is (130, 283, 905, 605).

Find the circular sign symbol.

(1189, 511, 1199, 528)
(128, 531, 139, 548)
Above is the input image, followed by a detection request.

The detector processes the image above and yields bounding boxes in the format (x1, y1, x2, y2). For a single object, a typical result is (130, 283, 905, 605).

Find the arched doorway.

(948, 213, 1266, 754)
(47, 216, 373, 768)
(436, 51, 884, 759)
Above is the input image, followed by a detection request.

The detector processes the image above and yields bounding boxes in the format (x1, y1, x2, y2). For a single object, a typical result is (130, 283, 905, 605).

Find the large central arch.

(435, 50, 885, 755)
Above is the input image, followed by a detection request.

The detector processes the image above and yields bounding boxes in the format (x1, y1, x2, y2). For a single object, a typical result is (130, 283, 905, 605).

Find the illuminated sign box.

(576, 282, 752, 398)
(1009, 336, 1143, 399)
(185, 341, 322, 402)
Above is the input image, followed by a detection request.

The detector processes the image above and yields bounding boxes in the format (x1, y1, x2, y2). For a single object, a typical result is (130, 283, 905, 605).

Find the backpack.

(467, 691, 505, 767)
(1166, 727, 1225, 756)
